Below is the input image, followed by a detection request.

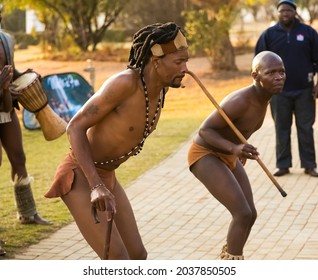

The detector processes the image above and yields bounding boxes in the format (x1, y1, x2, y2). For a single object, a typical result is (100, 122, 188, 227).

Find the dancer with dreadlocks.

(45, 22, 189, 259)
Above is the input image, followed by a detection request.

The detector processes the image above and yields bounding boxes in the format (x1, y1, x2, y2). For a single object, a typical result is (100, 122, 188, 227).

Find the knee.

(250, 208, 257, 226)
(131, 248, 147, 260)
(139, 249, 148, 260)
(234, 207, 255, 227)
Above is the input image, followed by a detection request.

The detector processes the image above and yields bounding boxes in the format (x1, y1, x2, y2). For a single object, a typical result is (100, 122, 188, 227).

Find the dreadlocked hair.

(128, 22, 183, 73)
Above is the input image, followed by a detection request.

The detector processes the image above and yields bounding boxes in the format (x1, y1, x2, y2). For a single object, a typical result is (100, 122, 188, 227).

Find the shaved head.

(252, 51, 283, 73)
(251, 51, 286, 94)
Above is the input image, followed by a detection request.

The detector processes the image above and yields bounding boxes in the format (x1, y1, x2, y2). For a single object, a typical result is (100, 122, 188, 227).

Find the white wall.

(26, 10, 44, 33)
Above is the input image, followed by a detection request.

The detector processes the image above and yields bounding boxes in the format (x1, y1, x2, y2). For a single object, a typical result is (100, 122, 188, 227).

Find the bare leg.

(232, 163, 257, 246)
(0, 111, 27, 180)
(62, 168, 147, 260)
(0, 110, 51, 225)
(111, 179, 147, 259)
(0, 240, 6, 256)
(190, 155, 256, 256)
(0, 139, 2, 166)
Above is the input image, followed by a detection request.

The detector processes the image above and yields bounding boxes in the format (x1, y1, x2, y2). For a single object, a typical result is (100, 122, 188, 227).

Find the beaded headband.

(151, 30, 188, 56)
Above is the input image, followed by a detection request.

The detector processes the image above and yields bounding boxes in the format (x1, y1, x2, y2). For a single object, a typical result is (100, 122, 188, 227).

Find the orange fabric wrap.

(188, 141, 237, 170)
(45, 152, 115, 198)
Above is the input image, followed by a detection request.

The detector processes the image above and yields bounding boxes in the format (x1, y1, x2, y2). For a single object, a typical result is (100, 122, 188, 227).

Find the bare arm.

(0, 65, 13, 112)
(199, 93, 259, 160)
(67, 73, 132, 214)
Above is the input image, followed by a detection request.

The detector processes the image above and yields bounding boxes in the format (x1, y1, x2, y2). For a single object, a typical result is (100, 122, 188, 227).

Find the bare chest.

(234, 107, 267, 139)
(89, 93, 163, 165)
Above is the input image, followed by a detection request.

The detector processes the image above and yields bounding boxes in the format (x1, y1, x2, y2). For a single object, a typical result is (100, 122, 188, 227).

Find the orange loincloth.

(188, 141, 237, 170)
(45, 152, 115, 198)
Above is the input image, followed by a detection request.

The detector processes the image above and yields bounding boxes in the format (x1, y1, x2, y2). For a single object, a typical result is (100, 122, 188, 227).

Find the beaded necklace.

(94, 73, 162, 166)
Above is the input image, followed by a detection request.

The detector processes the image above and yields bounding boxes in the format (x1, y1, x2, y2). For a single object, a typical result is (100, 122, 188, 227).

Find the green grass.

(0, 72, 250, 258)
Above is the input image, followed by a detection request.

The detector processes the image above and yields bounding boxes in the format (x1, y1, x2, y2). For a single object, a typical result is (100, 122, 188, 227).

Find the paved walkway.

(12, 107, 318, 260)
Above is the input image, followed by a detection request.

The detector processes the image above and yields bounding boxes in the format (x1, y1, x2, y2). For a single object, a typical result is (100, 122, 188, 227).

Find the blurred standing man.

(255, 0, 318, 177)
(0, 7, 51, 226)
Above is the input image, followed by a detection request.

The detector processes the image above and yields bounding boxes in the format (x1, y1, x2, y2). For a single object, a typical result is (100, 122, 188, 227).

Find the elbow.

(66, 120, 77, 137)
(66, 121, 72, 135)
(198, 127, 208, 139)
(66, 119, 78, 138)
(66, 119, 88, 140)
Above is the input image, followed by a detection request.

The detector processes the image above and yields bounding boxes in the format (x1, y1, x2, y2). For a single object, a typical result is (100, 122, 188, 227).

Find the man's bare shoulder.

(101, 69, 139, 94)
(221, 85, 254, 108)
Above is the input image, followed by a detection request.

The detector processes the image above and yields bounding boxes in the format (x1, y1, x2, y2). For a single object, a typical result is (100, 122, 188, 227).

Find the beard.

(169, 83, 181, 88)
(168, 76, 184, 88)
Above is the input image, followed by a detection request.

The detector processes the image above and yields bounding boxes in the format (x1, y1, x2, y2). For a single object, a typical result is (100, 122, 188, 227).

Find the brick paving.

(13, 109, 318, 260)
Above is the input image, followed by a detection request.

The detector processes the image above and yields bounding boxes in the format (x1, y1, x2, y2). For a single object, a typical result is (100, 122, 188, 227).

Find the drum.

(12, 72, 67, 141)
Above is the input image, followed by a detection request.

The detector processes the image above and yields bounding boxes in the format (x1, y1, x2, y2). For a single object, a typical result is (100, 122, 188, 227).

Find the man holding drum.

(45, 22, 189, 259)
(0, 11, 51, 226)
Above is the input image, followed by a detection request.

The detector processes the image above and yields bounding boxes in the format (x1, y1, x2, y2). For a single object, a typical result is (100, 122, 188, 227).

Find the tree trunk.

(211, 33, 238, 71)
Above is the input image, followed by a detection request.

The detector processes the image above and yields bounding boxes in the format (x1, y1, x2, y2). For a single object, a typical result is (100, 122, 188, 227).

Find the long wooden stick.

(103, 212, 114, 260)
(92, 206, 114, 259)
(186, 70, 287, 197)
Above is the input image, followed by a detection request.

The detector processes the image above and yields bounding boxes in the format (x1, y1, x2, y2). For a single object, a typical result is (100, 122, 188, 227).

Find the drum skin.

(13, 72, 48, 112)
(13, 72, 67, 141)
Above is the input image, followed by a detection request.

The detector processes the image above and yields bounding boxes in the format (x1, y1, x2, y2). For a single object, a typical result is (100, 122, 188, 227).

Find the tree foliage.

(242, 0, 273, 20)
(2, 0, 317, 71)
(123, 0, 188, 32)
(298, 0, 318, 23)
(184, 0, 239, 71)
(1, 0, 129, 51)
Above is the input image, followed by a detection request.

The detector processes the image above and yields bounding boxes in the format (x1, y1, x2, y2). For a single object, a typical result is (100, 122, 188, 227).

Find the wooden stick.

(91, 206, 114, 259)
(186, 70, 287, 197)
(103, 212, 114, 260)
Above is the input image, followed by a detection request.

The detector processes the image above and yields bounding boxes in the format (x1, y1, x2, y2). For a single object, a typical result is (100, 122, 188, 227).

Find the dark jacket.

(255, 19, 318, 91)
